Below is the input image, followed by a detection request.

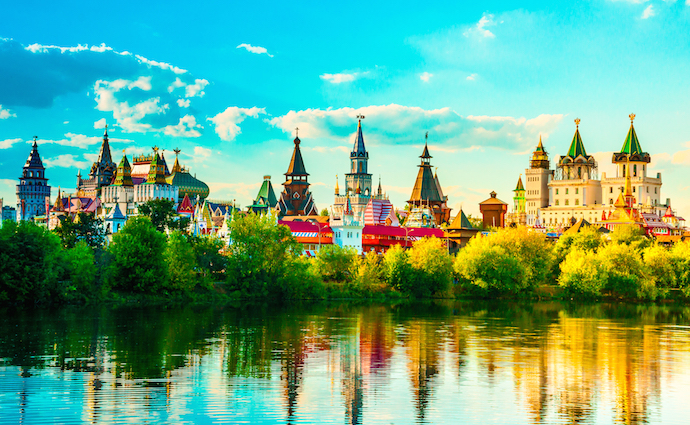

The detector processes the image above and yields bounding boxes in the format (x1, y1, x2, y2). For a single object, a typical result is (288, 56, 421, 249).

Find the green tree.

(227, 212, 302, 298)
(57, 241, 97, 301)
(138, 199, 181, 232)
(190, 236, 227, 284)
(313, 245, 359, 282)
(164, 231, 197, 292)
(609, 224, 650, 250)
(642, 244, 675, 296)
(319, 208, 330, 217)
(383, 244, 418, 295)
(53, 212, 106, 249)
(0, 221, 61, 303)
(558, 249, 607, 298)
(407, 237, 453, 297)
(598, 243, 655, 299)
(108, 216, 168, 293)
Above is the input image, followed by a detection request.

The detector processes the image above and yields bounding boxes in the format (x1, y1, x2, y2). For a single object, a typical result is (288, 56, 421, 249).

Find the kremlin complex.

(5, 114, 687, 253)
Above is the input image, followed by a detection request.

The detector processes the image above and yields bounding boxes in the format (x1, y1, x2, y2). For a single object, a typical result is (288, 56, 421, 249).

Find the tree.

(319, 208, 330, 217)
(138, 199, 180, 232)
(53, 212, 106, 249)
(189, 236, 227, 284)
(313, 245, 359, 282)
(165, 231, 197, 292)
(227, 212, 302, 297)
(609, 224, 650, 250)
(407, 237, 453, 297)
(0, 221, 61, 303)
(108, 216, 168, 293)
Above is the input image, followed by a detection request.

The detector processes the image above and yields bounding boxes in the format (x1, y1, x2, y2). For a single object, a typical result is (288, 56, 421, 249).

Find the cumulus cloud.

(269, 104, 564, 151)
(464, 13, 496, 39)
(177, 98, 190, 108)
(162, 115, 203, 138)
(319, 71, 371, 84)
(236, 43, 274, 57)
(93, 118, 106, 129)
(0, 105, 16, 119)
(419, 72, 433, 82)
(466, 73, 478, 81)
(641, 4, 655, 18)
(0, 138, 22, 149)
(43, 154, 90, 169)
(0, 39, 202, 114)
(208, 107, 266, 141)
(35, 132, 134, 149)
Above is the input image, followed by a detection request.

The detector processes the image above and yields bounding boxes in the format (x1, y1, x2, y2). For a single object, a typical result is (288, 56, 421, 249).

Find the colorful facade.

(16, 138, 51, 222)
(407, 136, 451, 226)
(277, 134, 318, 217)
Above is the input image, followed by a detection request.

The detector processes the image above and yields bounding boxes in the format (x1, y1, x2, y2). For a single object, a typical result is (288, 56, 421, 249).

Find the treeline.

(2, 208, 690, 304)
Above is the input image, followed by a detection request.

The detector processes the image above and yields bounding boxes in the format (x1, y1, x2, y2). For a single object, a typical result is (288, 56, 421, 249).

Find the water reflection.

(1, 302, 690, 424)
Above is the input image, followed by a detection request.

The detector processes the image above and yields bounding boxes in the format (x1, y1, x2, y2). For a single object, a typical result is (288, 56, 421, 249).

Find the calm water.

(1, 301, 690, 424)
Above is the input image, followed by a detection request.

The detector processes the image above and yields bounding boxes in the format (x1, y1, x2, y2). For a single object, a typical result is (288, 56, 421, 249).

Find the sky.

(1, 0, 690, 217)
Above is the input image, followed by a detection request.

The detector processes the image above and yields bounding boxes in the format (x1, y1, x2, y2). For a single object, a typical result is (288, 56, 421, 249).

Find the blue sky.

(1, 0, 690, 216)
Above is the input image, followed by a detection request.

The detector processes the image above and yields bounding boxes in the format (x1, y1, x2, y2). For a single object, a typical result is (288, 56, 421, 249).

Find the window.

(633, 187, 636, 193)
(646, 187, 649, 193)
(565, 200, 569, 206)
(610, 187, 613, 193)
(575, 200, 579, 205)
(566, 189, 569, 195)
(634, 164, 637, 176)
(575, 188, 579, 194)
(610, 199, 613, 204)
(655, 188, 657, 194)
(556, 189, 559, 195)
(556, 200, 559, 206)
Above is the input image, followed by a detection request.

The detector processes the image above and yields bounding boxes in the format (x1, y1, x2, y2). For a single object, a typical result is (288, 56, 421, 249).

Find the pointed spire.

(96, 123, 114, 165)
(335, 175, 340, 195)
(53, 187, 63, 212)
(566, 118, 588, 158)
(620, 113, 644, 156)
(113, 151, 133, 186)
(351, 115, 367, 158)
(377, 175, 382, 196)
(285, 133, 308, 176)
(536, 135, 544, 152)
(24, 136, 45, 169)
(421, 131, 431, 159)
(514, 175, 525, 191)
(171, 148, 182, 173)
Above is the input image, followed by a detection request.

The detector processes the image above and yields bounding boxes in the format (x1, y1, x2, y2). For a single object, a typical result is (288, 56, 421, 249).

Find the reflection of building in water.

(341, 317, 363, 425)
(403, 321, 441, 421)
(512, 341, 548, 423)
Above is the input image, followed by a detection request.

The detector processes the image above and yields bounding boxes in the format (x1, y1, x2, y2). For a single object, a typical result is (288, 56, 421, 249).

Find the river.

(1, 301, 689, 424)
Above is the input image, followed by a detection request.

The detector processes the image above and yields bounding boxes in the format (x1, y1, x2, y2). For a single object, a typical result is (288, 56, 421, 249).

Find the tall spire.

(97, 124, 114, 165)
(514, 175, 525, 192)
(351, 115, 367, 158)
(377, 175, 382, 196)
(566, 118, 587, 158)
(620, 113, 643, 155)
(171, 147, 182, 173)
(335, 175, 340, 195)
(285, 131, 308, 177)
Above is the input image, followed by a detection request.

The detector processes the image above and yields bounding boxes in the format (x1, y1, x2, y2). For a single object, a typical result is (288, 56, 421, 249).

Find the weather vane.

(357, 114, 365, 120)
(174, 147, 181, 156)
(425, 131, 429, 141)
(575, 118, 581, 128)
(295, 127, 299, 138)
(629, 113, 636, 123)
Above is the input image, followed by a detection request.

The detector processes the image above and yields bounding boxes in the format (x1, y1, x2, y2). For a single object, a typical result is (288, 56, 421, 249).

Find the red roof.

(362, 225, 444, 238)
(279, 220, 332, 233)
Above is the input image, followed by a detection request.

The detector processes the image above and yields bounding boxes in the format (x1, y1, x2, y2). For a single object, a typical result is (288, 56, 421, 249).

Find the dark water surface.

(1, 301, 690, 424)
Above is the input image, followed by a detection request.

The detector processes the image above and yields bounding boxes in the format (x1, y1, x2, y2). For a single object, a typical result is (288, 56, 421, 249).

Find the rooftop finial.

(575, 118, 581, 128)
(174, 147, 180, 157)
(295, 127, 299, 138)
(425, 131, 429, 142)
(629, 113, 636, 123)
(33, 135, 38, 147)
(356, 114, 365, 122)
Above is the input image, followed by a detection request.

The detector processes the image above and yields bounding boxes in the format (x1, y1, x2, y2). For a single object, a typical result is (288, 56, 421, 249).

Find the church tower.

(277, 132, 317, 216)
(345, 116, 372, 197)
(524, 136, 553, 225)
(77, 126, 117, 196)
(407, 134, 451, 226)
(16, 137, 51, 221)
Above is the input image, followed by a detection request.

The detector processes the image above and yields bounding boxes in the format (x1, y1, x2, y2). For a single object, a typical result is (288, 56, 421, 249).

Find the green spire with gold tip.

(514, 175, 525, 192)
(113, 150, 133, 187)
(620, 113, 643, 155)
(566, 118, 587, 158)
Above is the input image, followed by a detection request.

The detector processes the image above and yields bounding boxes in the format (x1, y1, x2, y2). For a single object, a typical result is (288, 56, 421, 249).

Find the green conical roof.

(620, 123, 643, 155)
(255, 176, 278, 207)
(566, 128, 587, 158)
(113, 153, 133, 187)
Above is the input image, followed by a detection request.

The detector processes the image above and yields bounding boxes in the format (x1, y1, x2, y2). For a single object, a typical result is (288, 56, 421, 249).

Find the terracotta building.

(479, 191, 508, 228)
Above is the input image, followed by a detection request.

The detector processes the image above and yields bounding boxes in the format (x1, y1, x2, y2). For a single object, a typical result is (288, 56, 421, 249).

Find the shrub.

(609, 224, 650, 250)
(598, 243, 656, 300)
(642, 244, 675, 297)
(383, 244, 418, 295)
(670, 241, 690, 296)
(455, 244, 527, 296)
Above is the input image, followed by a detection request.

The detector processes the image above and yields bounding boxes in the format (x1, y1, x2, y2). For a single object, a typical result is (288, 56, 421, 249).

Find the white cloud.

(0, 138, 21, 149)
(194, 146, 213, 158)
(177, 98, 190, 108)
(168, 78, 186, 93)
(184, 79, 209, 98)
(467, 73, 478, 81)
(162, 115, 203, 138)
(269, 104, 564, 151)
(134, 54, 187, 74)
(464, 13, 496, 39)
(207, 181, 262, 203)
(236, 43, 274, 58)
(35, 133, 134, 149)
(320, 72, 369, 84)
(93, 118, 106, 129)
(419, 72, 433, 82)
(25, 42, 114, 54)
(642, 4, 656, 18)
(208, 107, 266, 141)
(94, 79, 169, 133)
(0, 105, 16, 119)
(43, 154, 89, 169)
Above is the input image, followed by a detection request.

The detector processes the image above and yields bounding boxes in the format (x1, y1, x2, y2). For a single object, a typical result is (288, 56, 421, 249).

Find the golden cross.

(629, 113, 636, 123)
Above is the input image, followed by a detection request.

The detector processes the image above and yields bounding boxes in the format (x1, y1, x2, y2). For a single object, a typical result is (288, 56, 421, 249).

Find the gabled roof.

(566, 127, 587, 158)
(620, 123, 643, 156)
(285, 137, 308, 176)
(177, 193, 194, 213)
(351, 119, 367, 158)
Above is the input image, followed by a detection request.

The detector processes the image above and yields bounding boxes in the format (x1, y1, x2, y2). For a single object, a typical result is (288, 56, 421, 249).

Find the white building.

(330, 196, 363, 255)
